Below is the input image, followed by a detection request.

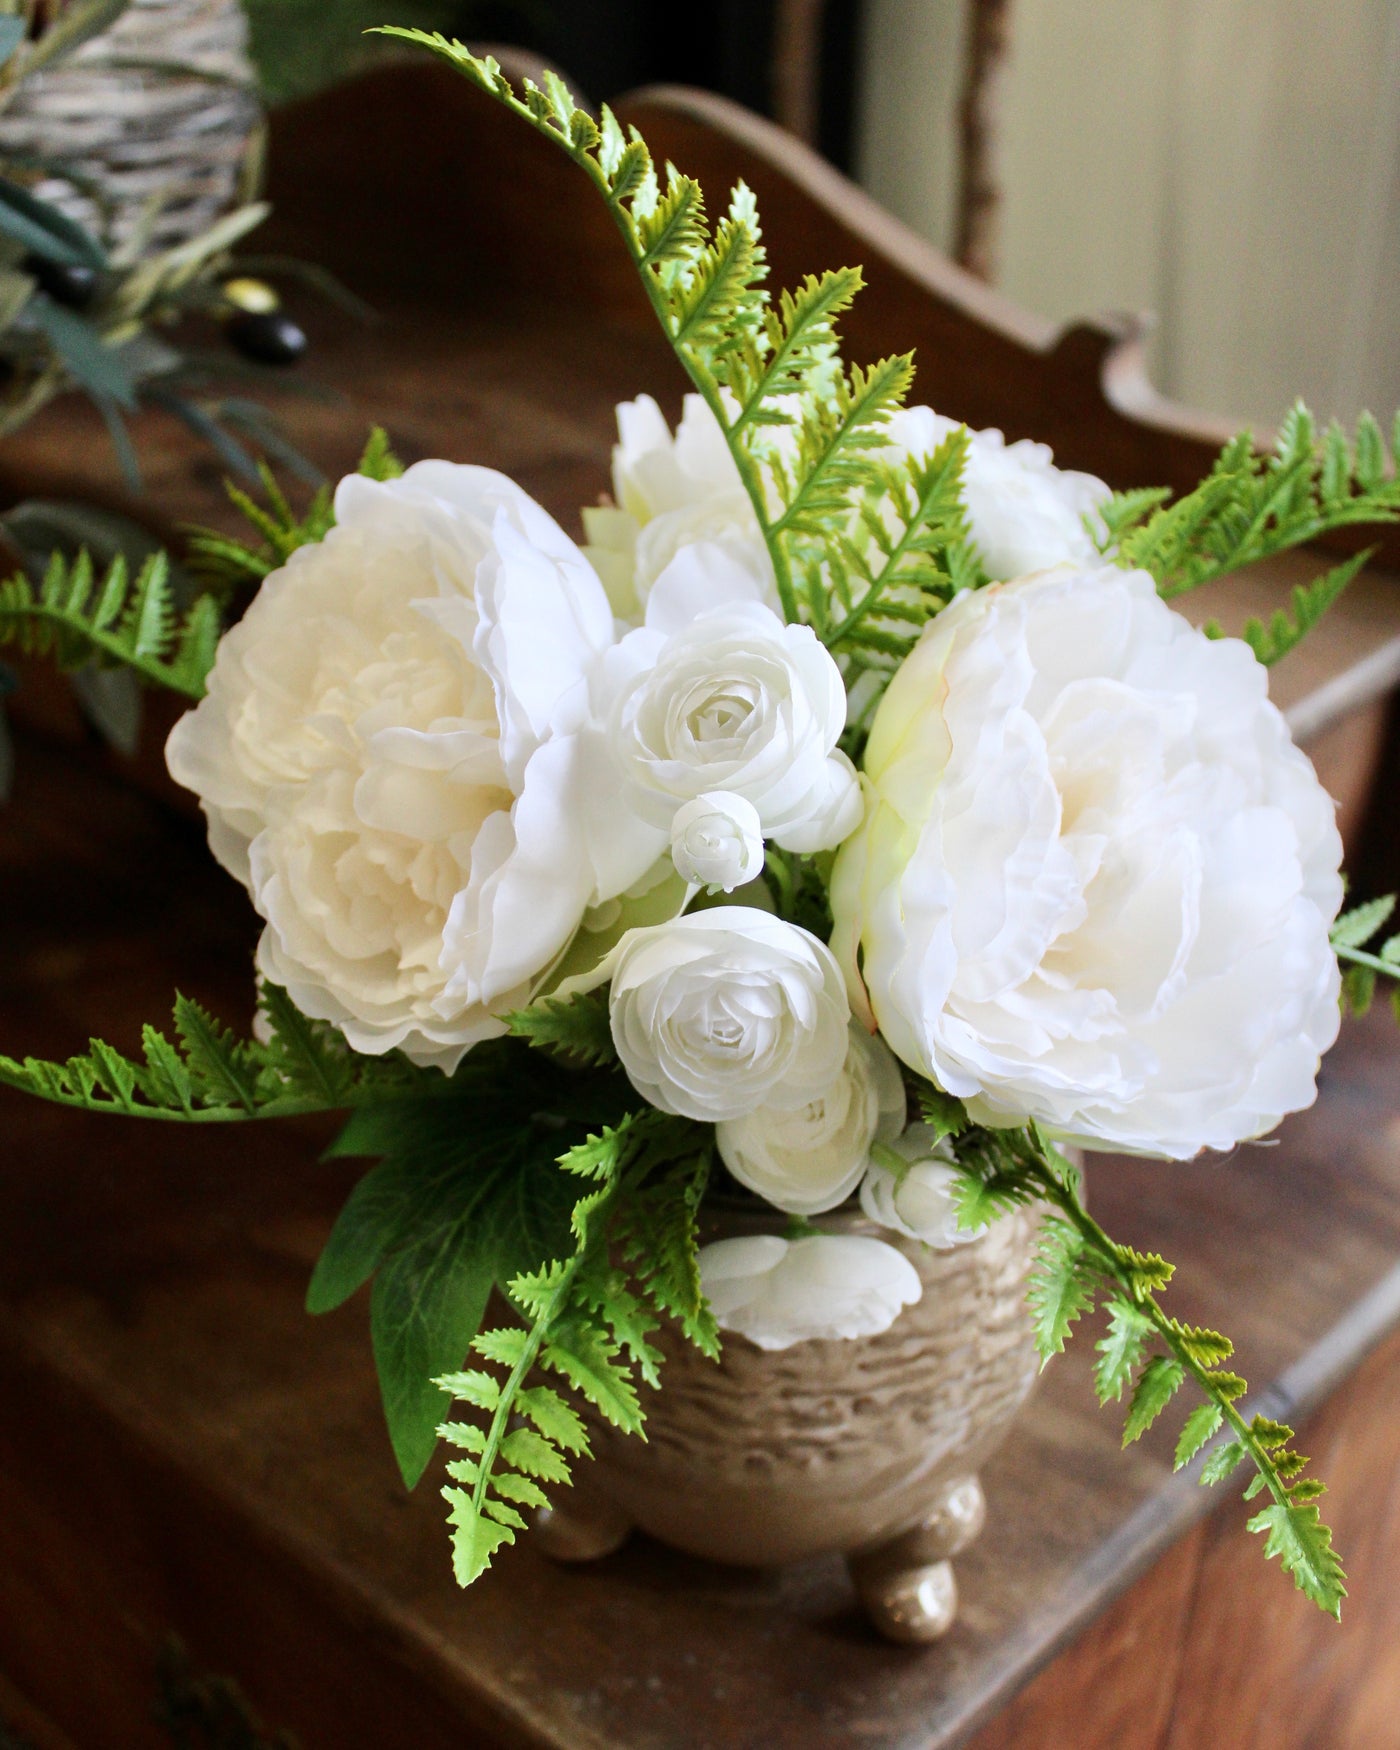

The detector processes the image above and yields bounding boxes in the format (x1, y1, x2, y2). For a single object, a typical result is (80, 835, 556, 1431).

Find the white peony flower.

(601, 568, 861, 855)
(886, 406, 1111, 580)
(607, 907, 850, 1122)
(716, 1024, 907, 1215)
(860, 1124, 981, 1248)
(698, 1233, 922, 1349)
(582, 392, 776, 622)
(167, 462, 661, 1069)
(831, 562, 1344, 1158)
(670, 791, 765, 892)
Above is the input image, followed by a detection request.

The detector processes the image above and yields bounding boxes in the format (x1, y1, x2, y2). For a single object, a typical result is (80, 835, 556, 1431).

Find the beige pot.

(536, 1199, 1042, 1643)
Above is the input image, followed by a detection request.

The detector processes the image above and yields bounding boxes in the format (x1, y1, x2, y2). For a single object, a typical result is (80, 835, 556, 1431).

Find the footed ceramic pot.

(535, 1200, 1041, 1643)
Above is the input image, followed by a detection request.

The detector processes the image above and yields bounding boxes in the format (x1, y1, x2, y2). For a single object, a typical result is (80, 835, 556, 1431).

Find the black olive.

(224, 310, 308, 366)
(24, 255, 99, 310)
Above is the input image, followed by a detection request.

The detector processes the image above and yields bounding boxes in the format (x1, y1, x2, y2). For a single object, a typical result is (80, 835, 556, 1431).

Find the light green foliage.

(1094, 1300, 1152, 1403)
(0, 983, 420, 1120)
(507, 989, 618, 1068)
(435, 1110, 714, 1583)
(1102, 404, 1400, 622)
(915, 1079, 970, 1148)
(1203, 550, 1370, 666)
(376, 33, 974, 682)
(0, 427, 403, 704)
(948, 1121, 1346, 1616)
(187, 427, 400, 594)
(0, 548, 219, 698)
(1331, 893, 1400, 1019)
(1028, 1217, 1100, 1362)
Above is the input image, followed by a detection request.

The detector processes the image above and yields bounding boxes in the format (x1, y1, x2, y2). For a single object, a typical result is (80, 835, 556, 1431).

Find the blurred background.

(246, 0, 1400, 433)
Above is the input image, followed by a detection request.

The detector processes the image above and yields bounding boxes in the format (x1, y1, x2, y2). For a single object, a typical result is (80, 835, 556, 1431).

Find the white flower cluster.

(168, 393, 1344, 1353)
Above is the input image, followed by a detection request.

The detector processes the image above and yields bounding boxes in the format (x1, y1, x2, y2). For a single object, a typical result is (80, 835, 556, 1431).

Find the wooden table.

(2, 59, 1400, 1749)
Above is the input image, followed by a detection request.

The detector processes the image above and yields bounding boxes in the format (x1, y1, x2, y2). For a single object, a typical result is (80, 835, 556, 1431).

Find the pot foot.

(847, 1475, 986, 1644)
(532, 1490, 632, 1563)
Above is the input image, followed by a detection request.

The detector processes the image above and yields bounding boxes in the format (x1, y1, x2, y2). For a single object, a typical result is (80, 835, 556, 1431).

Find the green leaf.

(1331, 894, 1396, 950)
(1174, 1402, 1225, 1470)
(0, 16, 26, 65)
(0, 548, 220, 699)
(1122, 1356, 1185, 1445)
(1028, 1217, 1100, 1363)
(1199, 1439, 1247, 1487)
(1235, 551, 1370, 666)
(1247, 1502, 1347, 1618)
(1094, 1299, 1152, 1404)
(507, 990, 618, 1068)
(915, 1079, 969, 1145)
(372, 1238, 495, 1488)
(0, 177, 106, 269)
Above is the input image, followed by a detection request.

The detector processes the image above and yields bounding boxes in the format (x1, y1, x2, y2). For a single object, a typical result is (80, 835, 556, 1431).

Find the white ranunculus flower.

(581, 392, 777, 622)
(716, 1024, 907, 1215)
(601, 564, 861, 855)
(886, 406, 1110, 580)
(698, 1233, 922, 1349)
(860, 1124, 982, 1248)
(608, 907, 850, 1122)
(831, 562, 1344, 1158)
(670, 791, 765, 892)
(167, 462, 661, 1069)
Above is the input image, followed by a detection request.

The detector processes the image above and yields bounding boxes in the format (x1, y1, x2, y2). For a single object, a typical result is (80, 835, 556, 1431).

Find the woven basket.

(0, 0, 260, 255)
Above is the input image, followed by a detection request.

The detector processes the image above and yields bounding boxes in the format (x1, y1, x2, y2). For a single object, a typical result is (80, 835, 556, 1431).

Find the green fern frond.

(1106, 404, 1400, 606)
(0, 548, 219, 698)
(378, 31, 968, 683)
(0, 983, 421, 1121)
(1331, 893, 1400, 1018)
(185, 427, 400, 593)
(507, 990, 617, 1068)
(1203, 549, 1370, 665)
(948, 1123, 1347, 1615)
(433, 1108, 714, 1586)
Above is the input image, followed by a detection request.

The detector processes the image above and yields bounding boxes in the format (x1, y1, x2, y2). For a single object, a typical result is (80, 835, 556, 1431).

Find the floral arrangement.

(6, 37, 1400, 1622)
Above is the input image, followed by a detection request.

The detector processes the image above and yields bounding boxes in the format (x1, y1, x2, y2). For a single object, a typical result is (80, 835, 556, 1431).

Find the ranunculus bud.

(698, 1233, 922, 1350)
(670, 791, 765, 892)
(859, 1124, 981, 1248)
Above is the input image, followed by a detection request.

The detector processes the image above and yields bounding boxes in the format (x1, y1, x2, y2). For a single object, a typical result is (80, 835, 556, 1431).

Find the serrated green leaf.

(1175, 1402, 1225, 1470)
(443, 1493, 514, 1587)
(1028, 1218, 1100, 1363)
(1095, 1300, 1152, 1404)
(1200, 1439, 1247, 1487)
(1122, 1356, 1185, 1445)
(1247, 1501, 1347, 1617)
(1331, 894, 1396, 949)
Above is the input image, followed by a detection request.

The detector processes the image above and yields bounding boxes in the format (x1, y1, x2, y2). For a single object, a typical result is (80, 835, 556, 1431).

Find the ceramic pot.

(536, 1199, 1041, 1643)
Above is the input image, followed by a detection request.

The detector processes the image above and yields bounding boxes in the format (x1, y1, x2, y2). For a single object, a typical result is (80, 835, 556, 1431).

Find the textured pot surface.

(582, 1203, 1041, 1567)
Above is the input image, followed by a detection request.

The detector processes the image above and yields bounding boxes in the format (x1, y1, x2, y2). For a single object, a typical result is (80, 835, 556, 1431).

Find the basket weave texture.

(0, 0, 260, 254)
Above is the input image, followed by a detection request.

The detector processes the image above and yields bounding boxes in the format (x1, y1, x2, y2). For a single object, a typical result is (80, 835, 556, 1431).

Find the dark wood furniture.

(2, 58, 1399, 1748)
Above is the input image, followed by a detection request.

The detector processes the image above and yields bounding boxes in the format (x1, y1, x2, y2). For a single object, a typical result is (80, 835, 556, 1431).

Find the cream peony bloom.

(167, 463, 660, 1069)
(716, 1024, 907, 1215)
(859, 1124, 982, 1248)
(607, 907, 850, 1122)
(582, 392, 776, 622)
(886, 407, 1111, 580)
(831, 562, 1344, 1158)
(601, 552, 861, 855)
(698, 1233, 922, 1349)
